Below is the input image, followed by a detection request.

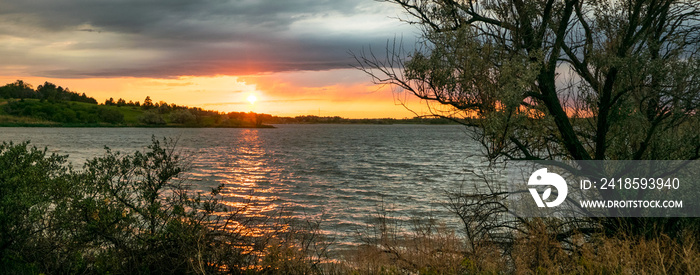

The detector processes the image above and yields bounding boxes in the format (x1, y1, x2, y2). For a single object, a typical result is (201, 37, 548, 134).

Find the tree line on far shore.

(0, 80, 272, 127)
(0, 80, 455, 126)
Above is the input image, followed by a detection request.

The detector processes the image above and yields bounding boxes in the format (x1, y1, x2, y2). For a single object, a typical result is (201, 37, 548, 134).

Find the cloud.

(0, 0, 416, 78)
(239, 69, 396, 105)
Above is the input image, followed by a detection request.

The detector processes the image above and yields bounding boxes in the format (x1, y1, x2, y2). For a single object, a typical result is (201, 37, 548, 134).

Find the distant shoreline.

(1, 80, 462, 127)
(0, 122, 276, 128)
(0, 121, 463, 128)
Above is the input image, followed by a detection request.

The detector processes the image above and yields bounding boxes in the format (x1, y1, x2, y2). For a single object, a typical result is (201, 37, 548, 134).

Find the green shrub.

(139, 110, 166, 125)
(0, 141, 75, 271)
(168, 109, 197, 125)
(98, 108, 125, 124)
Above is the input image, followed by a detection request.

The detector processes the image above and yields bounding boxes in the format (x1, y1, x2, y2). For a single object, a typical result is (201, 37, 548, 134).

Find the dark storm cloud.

(0, 0, 413, 78)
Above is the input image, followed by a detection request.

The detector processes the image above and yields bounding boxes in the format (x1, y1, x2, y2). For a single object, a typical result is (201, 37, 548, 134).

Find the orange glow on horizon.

(0, 71, 430, 119)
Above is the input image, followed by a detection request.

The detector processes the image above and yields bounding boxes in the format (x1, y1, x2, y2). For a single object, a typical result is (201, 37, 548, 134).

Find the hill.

(0, 80, 273, 127)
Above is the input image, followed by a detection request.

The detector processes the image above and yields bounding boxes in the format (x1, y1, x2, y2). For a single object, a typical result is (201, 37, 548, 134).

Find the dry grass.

(509, 220, 700, 274)
(338, 216, 700, 275)
(345, 221, 467, 274)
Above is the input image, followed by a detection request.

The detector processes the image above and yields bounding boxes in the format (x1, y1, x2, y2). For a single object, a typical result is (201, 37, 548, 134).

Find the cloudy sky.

(0, 0, 428, 118)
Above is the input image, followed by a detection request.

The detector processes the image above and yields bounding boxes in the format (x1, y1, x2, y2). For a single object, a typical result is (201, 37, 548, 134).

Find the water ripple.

(0, 125, 476, 246)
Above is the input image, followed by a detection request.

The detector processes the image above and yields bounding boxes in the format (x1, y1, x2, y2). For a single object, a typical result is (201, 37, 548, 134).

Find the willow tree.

(358, 0, 700, 162)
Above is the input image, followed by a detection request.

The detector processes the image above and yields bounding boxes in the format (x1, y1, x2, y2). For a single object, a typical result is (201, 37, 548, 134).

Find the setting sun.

(247, 94, 257, 104)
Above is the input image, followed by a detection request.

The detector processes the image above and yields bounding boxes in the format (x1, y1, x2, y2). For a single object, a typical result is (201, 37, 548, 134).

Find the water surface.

(0, 124, 482, 245)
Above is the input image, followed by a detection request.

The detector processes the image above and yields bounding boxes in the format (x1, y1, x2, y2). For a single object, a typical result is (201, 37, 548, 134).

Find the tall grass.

(340, 208, 700, 274)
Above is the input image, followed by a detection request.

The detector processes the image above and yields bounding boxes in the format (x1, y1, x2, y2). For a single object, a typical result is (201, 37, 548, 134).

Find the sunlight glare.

(247, 94, 257, 104)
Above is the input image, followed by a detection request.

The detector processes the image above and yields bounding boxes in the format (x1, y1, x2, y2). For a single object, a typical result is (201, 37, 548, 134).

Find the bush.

(98, 108, 124, 124)
(75, 137, 219, 272)
(138, 110, 166, 125)
(168, 109, 197, 125)
(0, 141, 75, 271)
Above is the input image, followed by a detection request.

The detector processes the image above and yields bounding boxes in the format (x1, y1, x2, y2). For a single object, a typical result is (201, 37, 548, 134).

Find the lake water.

(0, 125, 484, 246)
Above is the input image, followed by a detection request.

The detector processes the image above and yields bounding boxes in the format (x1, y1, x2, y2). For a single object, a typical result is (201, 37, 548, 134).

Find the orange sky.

(0, 1, 427, 118)
(0, 70, 429, 119)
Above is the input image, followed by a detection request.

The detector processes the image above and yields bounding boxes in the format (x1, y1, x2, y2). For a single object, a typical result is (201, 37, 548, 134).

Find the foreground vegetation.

(354, 0, 700, 273)
(4, 0, 700, 271)
(1, 139, 699, 274)
(349, 213, 700, 274)
(0, 138, 335, 274)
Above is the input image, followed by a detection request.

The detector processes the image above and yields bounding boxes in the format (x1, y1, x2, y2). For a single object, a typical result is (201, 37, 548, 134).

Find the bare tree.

(356, 0, 700, 245)
(357, 0, 700, 162)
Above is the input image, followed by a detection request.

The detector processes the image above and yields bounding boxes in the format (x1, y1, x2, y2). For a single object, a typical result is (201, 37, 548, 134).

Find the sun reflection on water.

(216, 129, 282, 235)
(74, 125, 472, 249)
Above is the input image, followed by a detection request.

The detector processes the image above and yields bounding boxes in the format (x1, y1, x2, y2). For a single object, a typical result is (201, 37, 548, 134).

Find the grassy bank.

(0, 98, 274, 128)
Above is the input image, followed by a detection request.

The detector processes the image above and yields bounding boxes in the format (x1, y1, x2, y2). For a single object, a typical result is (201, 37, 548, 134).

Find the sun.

(247, 94, 257, 104)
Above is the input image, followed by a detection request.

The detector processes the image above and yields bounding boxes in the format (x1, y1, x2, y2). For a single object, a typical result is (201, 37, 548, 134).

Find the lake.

(0, 124, 483, 246)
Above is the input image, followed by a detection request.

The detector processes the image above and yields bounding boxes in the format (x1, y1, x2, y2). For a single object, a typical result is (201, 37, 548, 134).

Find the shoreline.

(0, 122, 276, 128)
(0, 122, 463, 128)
